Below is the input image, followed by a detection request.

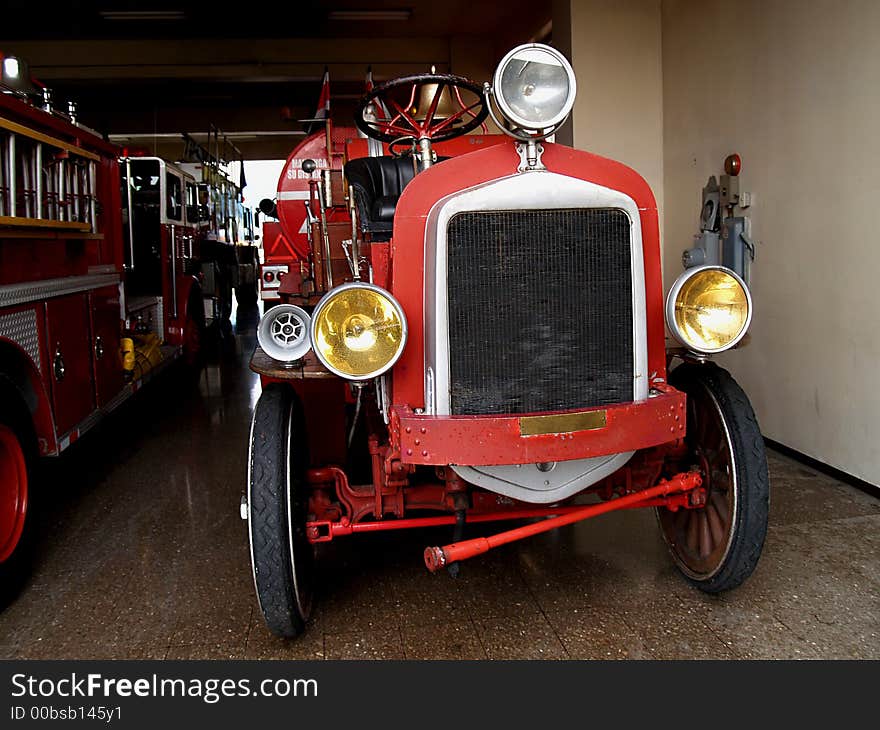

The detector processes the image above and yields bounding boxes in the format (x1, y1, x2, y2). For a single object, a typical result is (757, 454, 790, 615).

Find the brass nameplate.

(519, 410, 607, 436)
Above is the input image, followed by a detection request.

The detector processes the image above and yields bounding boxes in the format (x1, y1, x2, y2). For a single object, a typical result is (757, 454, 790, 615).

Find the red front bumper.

(391, 387, 687, 467)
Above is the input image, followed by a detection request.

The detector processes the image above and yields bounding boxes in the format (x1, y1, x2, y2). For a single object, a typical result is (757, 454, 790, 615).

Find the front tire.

(658, 363, 769, 593)
(0, 393, 36, 610)
(247, 384, 314, 638)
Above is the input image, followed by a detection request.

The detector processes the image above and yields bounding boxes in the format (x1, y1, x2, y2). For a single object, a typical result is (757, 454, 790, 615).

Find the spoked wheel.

(247, 383, 315, 638)
(0, 404, 35, 610)
(658, 364, 769, 593)
(355, 73, 489, 144)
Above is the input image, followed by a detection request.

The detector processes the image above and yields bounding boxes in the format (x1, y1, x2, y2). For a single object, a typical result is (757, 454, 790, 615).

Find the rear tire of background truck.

(0, 389, 36, 611)
(182, 289, 206, 370)
(247, 383, 314, 638)
(657, 363, 769, 593)
(235, 282, 258, 308)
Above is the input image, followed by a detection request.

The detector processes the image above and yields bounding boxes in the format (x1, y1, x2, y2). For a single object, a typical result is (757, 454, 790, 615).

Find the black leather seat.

(345, 157, 417, 241)
(345, 156, 447, 241)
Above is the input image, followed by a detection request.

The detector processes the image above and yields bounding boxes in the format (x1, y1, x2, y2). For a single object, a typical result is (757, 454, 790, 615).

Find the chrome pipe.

(316, 185, 332, 290)
(71, 162, 80, 222)
(35, 143, 43, 219)
(56, 158, 65, 221)
(124, 159, 135, 269)
(7, 133, 16, 217)
(0, 133, 5, 216)
(87, 161, 96, 232)
(21, 145, 32, 218)
(45, 156, 56, 219)
(349, 184, 360, 281)
(170, 224, 178, 319)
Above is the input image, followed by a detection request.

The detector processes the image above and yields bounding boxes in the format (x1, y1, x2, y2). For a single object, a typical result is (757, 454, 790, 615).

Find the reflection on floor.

(1, 302, 877, 660)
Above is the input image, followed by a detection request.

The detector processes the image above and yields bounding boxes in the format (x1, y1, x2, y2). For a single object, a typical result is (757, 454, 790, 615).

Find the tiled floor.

(1, 303, 877, 660)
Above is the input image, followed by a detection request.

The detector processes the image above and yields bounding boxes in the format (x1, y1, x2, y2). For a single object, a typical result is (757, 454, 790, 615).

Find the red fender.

(0, 338, 57, 456)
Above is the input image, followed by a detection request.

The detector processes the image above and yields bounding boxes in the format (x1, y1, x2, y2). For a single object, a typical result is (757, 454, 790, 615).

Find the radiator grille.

(446, 208, 633, 415)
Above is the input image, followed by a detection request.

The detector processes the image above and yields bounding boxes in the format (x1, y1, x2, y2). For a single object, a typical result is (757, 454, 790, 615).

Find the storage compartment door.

(45, 294, 96, 434)
(89, 285, 123, 407)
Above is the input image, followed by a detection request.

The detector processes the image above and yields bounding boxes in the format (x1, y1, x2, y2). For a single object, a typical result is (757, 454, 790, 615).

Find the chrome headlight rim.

(665, 265, 753, 355)
(310, 282, 408, 381)
(492, 42, 577, 133)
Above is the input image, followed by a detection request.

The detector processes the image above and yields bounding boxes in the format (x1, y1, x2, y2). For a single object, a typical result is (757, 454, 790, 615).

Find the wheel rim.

(659, 382, 737, 579)
(0, 425, 28, 564)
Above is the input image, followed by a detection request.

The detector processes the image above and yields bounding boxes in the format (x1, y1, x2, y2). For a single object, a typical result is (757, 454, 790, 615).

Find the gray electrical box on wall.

(682, 154, 754, 285)
(721, 216, 753, 284)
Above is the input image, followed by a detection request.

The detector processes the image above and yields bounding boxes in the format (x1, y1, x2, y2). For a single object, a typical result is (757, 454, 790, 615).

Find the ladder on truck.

(0, 116, 98, 231)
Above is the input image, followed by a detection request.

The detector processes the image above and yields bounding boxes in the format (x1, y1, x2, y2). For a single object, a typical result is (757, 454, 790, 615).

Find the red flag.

(298, 67, 331, 134)
(314, 68, 330, 120)
(364, 66, 391, 119)
(365, 66, 389, 120)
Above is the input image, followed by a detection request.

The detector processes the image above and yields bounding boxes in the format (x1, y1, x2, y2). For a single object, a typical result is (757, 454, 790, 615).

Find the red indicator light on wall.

(724, 153, 742, 176)
(264, 271, 275, 283)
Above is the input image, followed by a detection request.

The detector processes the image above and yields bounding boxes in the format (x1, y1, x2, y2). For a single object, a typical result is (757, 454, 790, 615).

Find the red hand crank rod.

(423, 471, 703, 572)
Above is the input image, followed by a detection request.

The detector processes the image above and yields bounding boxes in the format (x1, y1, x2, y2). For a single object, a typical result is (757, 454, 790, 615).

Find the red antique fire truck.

(0, 56, 207, 605)
(244, 44, 770, 639)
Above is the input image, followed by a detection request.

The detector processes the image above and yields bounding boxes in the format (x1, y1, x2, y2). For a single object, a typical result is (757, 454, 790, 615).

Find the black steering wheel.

(355, 73, 489, 144)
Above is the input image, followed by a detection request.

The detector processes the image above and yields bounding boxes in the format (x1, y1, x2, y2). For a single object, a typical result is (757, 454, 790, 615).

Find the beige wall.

(554, 0, 664, 216)
(662, 0, 880, 484)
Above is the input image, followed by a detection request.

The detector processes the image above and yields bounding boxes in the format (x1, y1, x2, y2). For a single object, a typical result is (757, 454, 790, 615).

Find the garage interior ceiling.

(1, 1, 551, 158)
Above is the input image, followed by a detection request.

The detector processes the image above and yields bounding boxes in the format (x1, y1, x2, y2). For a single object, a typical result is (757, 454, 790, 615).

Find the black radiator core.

(446, 208, 634, 416)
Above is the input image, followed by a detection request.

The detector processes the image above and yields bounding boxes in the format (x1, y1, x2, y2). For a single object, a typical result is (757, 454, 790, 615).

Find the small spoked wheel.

(247, 383, 315, 638)
(658, 364, 769, 593)
(271, 311, 305, 346)
(257, 305, 311, 362)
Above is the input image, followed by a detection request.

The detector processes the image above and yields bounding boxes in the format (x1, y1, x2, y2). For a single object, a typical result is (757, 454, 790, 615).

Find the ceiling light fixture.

(328, 9, 412, 21)
(99, 10, 186, 21)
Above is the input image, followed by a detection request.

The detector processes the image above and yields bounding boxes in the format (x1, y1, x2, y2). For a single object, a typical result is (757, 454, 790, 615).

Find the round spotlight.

(666, 266, 752, 354)
(310, 283, 407, 380)
(257, 304, 312, 362)
(493, 43, 576, 132)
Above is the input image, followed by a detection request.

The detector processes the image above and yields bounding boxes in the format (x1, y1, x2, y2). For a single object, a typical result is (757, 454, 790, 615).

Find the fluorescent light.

(99, 10, 186, 21)
(328, 9, 411, 21)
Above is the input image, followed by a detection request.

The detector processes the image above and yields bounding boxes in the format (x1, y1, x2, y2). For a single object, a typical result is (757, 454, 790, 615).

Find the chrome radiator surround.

(422, 172, 648, 503)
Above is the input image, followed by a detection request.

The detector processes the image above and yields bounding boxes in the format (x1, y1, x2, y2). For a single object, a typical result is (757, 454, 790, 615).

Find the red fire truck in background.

(119, 130, 259, 328)
(176, 130, 259, 311)
(0, 55, 207, 606)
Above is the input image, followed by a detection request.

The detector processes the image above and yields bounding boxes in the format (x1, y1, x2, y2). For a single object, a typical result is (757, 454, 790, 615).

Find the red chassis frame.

(259, 137, 696, 566)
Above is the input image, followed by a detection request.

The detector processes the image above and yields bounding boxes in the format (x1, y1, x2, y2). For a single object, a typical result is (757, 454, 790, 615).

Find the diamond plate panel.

(0, 308, 41, 372)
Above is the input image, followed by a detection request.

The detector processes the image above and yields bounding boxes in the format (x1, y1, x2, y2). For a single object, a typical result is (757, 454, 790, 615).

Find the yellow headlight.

(666, 266, 751, 353)
(311, 283, 407, 380)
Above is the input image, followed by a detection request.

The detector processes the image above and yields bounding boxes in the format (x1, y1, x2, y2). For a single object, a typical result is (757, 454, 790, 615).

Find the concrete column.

(551, 0, 663, 218)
